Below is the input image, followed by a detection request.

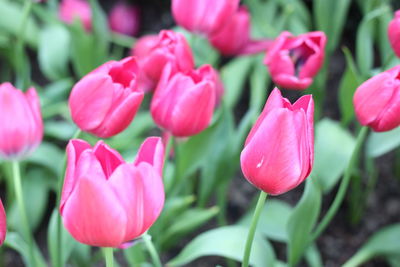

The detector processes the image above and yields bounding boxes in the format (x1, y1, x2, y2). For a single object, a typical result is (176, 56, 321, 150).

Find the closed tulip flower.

(353, 66, 400, 132)
(151, 64, 217, 137)
(172, 0, 239, 35)
(388, 10, 400, 58)
(264, 31, 326, 90)
(59, 0, 92, 31)
(0, 199, 5, 246)
(69, 57, 143, 138)
(60, 137, 165, 247)
(109, 2, 140, 36)
(240, 88, 314, 195)
(0, 83, 43, 159)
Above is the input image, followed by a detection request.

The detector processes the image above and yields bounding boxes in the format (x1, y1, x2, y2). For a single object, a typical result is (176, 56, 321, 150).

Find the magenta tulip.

(0, 83, 43, 160)
(0, 199, 5, 246)
(151, 64, 217, 137)
(172, 0, 240, 35)
(59, 0, 92, 31)
(388, 10, 400, 58)
(264, 31, 326, 90)
(353, 66, 400, 132)
(240, 88, 314, 195)
(69, 57, 143, 138)
(60, 137, 165, 247)
(109, 2, 140, 36)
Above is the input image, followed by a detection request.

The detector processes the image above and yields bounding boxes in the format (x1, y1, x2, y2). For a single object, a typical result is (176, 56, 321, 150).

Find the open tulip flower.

(60, 137, 165, 247)
(69, 56, 143, 138)
(264, 31, 326, 90)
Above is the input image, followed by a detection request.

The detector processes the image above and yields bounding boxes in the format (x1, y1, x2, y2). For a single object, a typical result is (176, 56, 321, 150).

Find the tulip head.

(0, 83, 43, 160)
(388, 10, 400, 58)
(241, 88, 314, 195)
(353, 66, 400, 132)
(69, 57, 143, 138)
(172, 0, 240, 35)
(109, 2, 140, 36)
(59, 0, 92, 31)
(60, 137, 165, 247)
(151, 64, 218, 137)
(264, 31, 326, 90)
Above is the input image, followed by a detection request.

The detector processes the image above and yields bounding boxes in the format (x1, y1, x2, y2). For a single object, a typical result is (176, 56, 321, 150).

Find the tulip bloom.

(109, 2, 140, 36)
(0, 199, 5, 246)
(353, 66, 400, 132)
(209, 6, 272, 56)
(60, 137, 165, 247)
(172, 0, 240, 35)
(59, 0, 92, 31)
(69, 57, 143, 138)
(0, 83, 43, 159)
(133, 30, 194, 91)
(151, 64, 217, 137)
(240, 88, 314, 195)
(264, 31, 326, 90)
(388, 10, 400, 58)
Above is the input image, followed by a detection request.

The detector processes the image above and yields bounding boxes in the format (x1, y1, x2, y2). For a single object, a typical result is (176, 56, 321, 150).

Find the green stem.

(242, 191, 268, 267)
(310, 126, 369, 242)
(102, 247, 114, 267)
(142, 232, 162, 267)
(12, 161, 35, 267)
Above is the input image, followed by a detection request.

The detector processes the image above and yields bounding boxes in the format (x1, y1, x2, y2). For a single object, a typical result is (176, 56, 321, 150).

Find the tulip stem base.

(142, 232, 162, 267)
(242, 191, 268, 267)
(103, 247, 114, 267)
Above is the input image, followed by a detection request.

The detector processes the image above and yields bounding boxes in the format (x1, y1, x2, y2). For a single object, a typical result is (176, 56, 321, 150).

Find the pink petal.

(0, 199, 6, 245)
(93, 141, 125, 179)
(134, 137, 164, 176)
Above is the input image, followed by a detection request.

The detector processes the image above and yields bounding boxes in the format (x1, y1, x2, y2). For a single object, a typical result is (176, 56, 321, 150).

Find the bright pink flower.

(353, 66, 400, 132)
(151, 64, 217, 137)
(69, 57, 143, 138)
(0, 83, 43, 159)
(59, 0, 92, 31)
(133, 30, 194, 92)
(264, 31, 326, 90)
(0, 199, 5, 246)
(209, 6, 272, 56)
(240, 88, 314, 195)
(60, 137, 165, 247)
(109, 2, 140, 36)
(172, 0, 240, 35)
(388, 10, 400, 58)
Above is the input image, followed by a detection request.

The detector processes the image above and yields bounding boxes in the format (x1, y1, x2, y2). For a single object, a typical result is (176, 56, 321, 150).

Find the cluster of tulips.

(0, 0, 399, 266)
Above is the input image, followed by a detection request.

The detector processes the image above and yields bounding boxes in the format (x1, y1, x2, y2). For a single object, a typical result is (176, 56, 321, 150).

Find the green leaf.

(366, 127, 400, 158)
(312, 119, 356, 193)
(249, 57, 269, 113)
(4, 232, 46, 267)
(38, 24, 70, 80)
(287, 179, 322, 266)
(28, 142, 64, 175)
(124, 243, 147, 266)
(167, 226, 276, 267)
(45, 120, 78, 141)
(343, 224, 400, 267)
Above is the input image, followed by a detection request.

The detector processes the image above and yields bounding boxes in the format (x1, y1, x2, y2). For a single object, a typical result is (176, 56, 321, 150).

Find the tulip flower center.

(289, 43, 314, 77)
(109, 65, 135, 88)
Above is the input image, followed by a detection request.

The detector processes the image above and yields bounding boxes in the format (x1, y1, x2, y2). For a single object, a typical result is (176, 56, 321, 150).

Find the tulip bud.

(109, 2, 140, 36)
(264, 31, 326, 90)
(60, 137, 164, 247)
(69, 57, 143, 138)
(209, 6, 272, 56)
(172, 0, 240, 35)
(132, 30, 194, 92)
(388, 10, 400, 58)
(151, 64, 218, 137)
(0, 199, 5, 246)
(0, 83, 43, 160)
(59, 0, 92, 31)
(353, 66, 400, 132)
(240, 88, 314, 195)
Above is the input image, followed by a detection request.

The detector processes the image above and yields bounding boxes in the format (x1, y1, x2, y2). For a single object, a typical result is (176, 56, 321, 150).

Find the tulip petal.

(0, 199, 6, 245)
(93, 141, 125, 179)
(134, 137, 165, 176)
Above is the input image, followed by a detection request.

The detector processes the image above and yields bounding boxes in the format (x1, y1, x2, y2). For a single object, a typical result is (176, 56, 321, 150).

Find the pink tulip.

(109, 2, 140, 36)
(60, 137, 165, 247)
(151, 64, 217, 137)
(172, 0, 240, 35)
(240, 88, 314, 195)
(264, 31, 326, 90)
(209, 6, 272, 56)
(69, 57, 143, 138)
(132, 30, 194, 92)
(0, 83, 43, 159)
(388, 10, 400, 58)
(353, 66, 400, 132)
(0, 199, 5, 246)
(59, 0, 92, 31)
